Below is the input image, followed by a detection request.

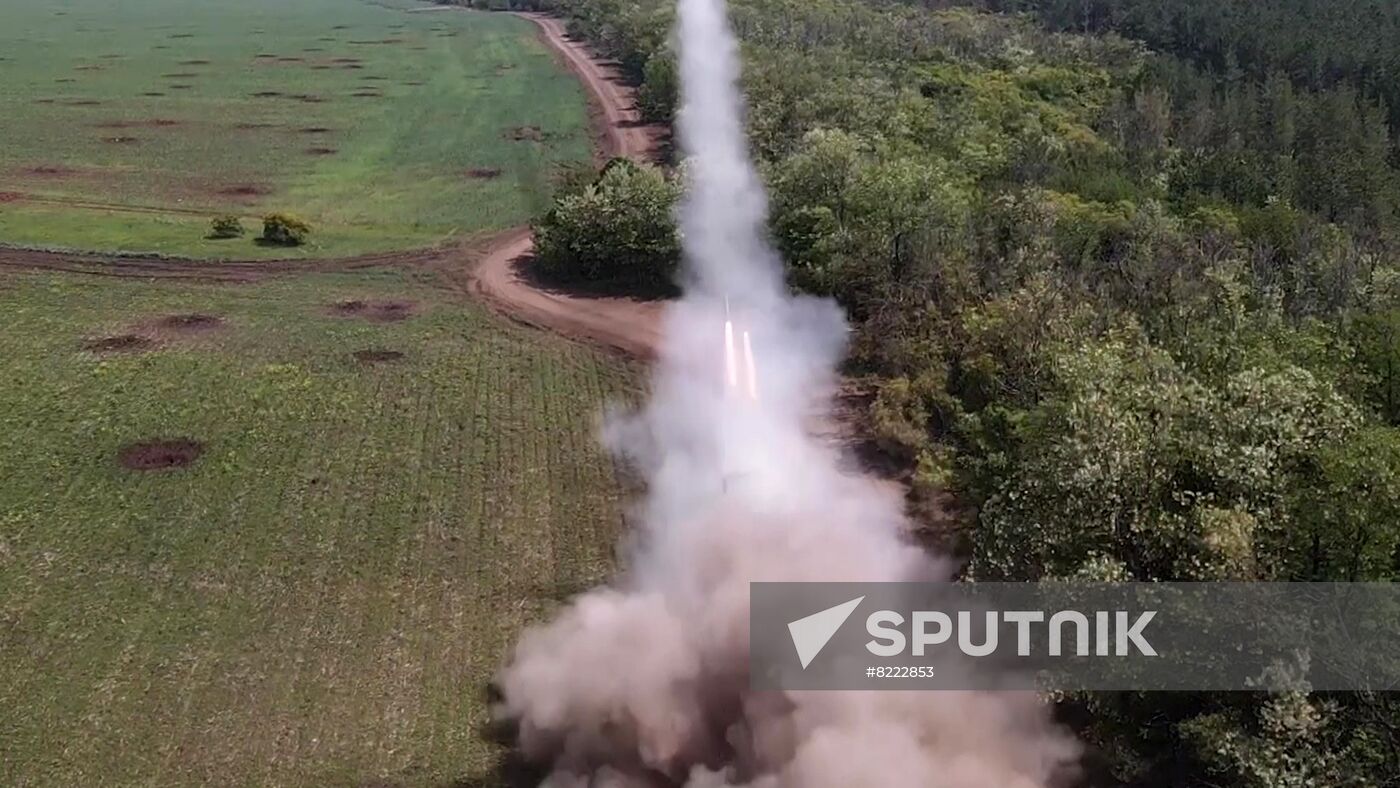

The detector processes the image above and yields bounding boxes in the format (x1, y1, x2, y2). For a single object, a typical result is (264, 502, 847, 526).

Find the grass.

(0, 265, 637, 784)
(0, 0, 592, 259)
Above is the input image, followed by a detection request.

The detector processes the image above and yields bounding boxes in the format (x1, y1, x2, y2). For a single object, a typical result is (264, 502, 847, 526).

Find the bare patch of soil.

(466, 168, 502, 179)
(305, 146, 337, 155)
(298, 126, 332, 133)
(141, 91, 167, 97)
(0, 192, 22, 203)
(118, 439, 203, 471)
(84, 334, 152, 353)
(360, 75, 387, 81)
(330, 299, 418, 322)
(55, 77, 76, 83)
(353, 349, 404, 364)
(351, 90, 382, 98)
(168, 33, 195, 39)
(339, 63, 365, 70)
(331, 57, 362, 64)
(251, 90, 284, 98)
(168, 84, 194, 90)
(160, 72, 199, 79)
(178, 59, 211, 66)
(158, 313, 222, 330)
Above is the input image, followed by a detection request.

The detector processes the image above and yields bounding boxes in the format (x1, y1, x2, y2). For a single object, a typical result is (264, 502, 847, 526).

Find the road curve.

(464, 13, 668, 360)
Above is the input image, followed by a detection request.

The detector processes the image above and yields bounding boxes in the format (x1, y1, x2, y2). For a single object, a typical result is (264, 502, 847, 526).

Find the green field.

(0, 0, 592, 258)
(0, 264, 636, 784)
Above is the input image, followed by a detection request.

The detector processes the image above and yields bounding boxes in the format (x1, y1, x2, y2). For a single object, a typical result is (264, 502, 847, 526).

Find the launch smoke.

(494, 0, 1079, 784)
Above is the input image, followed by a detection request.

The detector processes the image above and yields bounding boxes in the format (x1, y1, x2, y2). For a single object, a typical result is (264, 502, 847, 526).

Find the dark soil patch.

(292, 94, 326, 103)
(318, 36, 337, 42)
(303, 47, 325, 52)
(466, 167, 502, 179)
(55, 77, 76, 83)
(0, 192, 22, 203)
(353, 349, 404, 364)
(505, 125, 545, 142)
(298, 126, 332, 134)
(219, 184, 270, 197)
(251, 90, 284, 98)
(74, 64, 105, 72)
(254, 53, 277, 59)
(360, 75, 387, 81)
(277, 56, 304, 63)
(168, 84, 194, 90)
(141, 91, 167, 97)
(351, 90, 382, 98)
(26, 165, 78, 177)
(310, 64, 333, 70)
(168, 33, 195, 39)
(403, 80, 425, 86)
(304, 146, 337, 155)
(84, 334, 152, 353)
(330, 299, 417, 322)
(330, 57, 362, 64)
(339, 63, 365, 70)
(178, 59, 212, 65)
(152, 45, 170, 50)
(160, 72, 199, 78)
(331, 24, 350, 30)
(62, 99, 103, 106)
(158, 313, 222, 330)
(118, 439, 203, 471)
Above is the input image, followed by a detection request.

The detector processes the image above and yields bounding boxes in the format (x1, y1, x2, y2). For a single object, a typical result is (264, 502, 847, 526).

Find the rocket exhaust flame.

(494, 0, 1078, 784)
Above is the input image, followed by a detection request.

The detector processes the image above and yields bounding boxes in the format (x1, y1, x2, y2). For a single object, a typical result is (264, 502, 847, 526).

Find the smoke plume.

(494, 0, 1080, 784)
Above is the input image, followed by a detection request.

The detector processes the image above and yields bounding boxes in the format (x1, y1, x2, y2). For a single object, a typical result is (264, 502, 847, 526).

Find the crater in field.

(505, 125, 545, 142)
(353, 349, 404, 364)
(118, 439, 203, 471)
(94, 118, 181, 129)
(219, 184, 270, 198)
(84, 334, 152, 353)
(304, 146, 337, 156)
(330, 299, 417, 322)
(466, 168, 502, 179)
(26, 165, 78, 177)
(158, 313, 222, 330)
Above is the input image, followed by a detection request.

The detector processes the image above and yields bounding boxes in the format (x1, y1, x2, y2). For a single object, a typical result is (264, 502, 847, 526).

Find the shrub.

(209, 215, 244, 239)
(261, 213, 311, 247)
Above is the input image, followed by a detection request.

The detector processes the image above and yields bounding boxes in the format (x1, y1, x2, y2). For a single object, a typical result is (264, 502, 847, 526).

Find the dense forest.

(453, 0, 1400, 784)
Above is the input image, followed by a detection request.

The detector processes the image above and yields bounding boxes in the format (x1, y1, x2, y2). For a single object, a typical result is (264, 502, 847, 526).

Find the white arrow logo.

(787, 596, 864, 669)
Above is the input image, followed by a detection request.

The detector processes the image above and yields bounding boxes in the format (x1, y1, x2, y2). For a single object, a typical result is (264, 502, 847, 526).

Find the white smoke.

(494, 0, 1080, 785)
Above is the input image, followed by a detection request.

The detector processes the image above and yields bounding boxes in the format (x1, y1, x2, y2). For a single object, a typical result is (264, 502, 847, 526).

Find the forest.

(452, 0, 1400, 783)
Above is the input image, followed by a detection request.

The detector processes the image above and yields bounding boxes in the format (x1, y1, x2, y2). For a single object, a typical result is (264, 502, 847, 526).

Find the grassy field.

(0, 264, 637, 784)
(0, 0, 592, 259)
